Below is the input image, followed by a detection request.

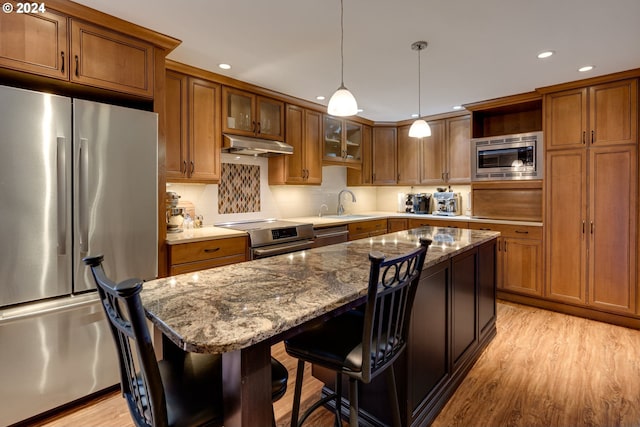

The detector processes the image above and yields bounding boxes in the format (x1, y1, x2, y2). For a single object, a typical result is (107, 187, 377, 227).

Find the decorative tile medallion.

(218, 163, 261, 213)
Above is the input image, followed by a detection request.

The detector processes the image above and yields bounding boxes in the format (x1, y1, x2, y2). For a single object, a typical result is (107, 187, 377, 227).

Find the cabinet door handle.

(591, 130, 595, 144)
(582, 131, 586, 145)
(61, 51, 65, 73)
(204, 247, 220, 253)
(515, 230, 529, 234)
(257, 121, 261, 134)
(372, 173, 376, 181)
(504, 241, 507, 252)
(74, 55, 79, 77)
(479, 227, 491, 231)
(582, 221, 586, 234)
(590, 221, 594, 234)
(397, 173, 400, 181)
(497, 240, 501, 251)
(190, 161, 195, 174)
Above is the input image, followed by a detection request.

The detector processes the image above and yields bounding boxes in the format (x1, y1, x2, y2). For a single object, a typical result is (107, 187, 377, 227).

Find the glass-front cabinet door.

(323, 115, 362, 164)
(222, 86, 284, 140)
(256, 96, 284, 140)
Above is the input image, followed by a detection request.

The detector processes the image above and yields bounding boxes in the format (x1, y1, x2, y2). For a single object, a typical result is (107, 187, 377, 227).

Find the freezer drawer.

(0, 294, 119, 426)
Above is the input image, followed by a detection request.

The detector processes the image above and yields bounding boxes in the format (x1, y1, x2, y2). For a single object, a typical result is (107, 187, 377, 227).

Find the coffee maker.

(433, 192, 461, 216)
(412, 193, 432, 214)
(166, 191, 185, 233)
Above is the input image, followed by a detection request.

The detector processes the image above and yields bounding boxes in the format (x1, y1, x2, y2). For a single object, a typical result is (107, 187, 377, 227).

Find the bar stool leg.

(334, 373, 343, 427)
(291, 360, 305, 427)
(349, 378, 359, 426)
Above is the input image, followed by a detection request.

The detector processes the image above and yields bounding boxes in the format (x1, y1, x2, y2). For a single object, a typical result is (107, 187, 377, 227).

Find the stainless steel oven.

(471, 131, 543, 181)
(216, 220, 315, 260)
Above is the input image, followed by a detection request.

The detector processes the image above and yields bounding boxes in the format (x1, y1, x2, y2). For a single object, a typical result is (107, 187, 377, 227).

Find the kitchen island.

(141, 226, 499, 427)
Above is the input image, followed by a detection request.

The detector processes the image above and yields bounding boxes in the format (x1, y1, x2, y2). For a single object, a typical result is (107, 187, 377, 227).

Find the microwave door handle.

(56, 137, 67, 255)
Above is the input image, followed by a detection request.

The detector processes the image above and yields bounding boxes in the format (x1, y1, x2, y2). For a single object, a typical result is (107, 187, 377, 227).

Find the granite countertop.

(165, 226, 247, 245)
(143, 226, 500, 354)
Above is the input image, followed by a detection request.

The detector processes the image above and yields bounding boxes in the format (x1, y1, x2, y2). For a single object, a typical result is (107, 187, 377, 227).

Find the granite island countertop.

(142, 226, 499, 354)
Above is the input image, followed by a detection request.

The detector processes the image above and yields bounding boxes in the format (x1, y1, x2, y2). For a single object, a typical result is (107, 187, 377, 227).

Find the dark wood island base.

(313, 239, 498, 427)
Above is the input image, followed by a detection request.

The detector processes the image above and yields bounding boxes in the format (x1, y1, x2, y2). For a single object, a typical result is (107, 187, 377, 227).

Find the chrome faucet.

(337, 189, 356, 216)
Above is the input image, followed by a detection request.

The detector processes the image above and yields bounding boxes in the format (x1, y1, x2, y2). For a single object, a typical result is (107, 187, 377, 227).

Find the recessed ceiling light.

(218, 63, 231, 70)
(452, 105, 463, 110)
(578, 65, 594, 72)
(411, 113, 419, 118)
(316, 96, 325, 101)
(537, 50, 554, 59)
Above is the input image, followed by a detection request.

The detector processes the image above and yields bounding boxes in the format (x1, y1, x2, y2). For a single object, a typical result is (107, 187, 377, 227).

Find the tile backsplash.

(218, 163, 260, 214)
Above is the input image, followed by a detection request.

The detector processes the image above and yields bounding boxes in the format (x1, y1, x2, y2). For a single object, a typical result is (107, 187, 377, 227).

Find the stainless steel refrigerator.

(0, 85, 158, 426)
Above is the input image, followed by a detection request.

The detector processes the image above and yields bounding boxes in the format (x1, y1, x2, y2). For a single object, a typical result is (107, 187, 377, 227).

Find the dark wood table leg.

(222, 340, 272, 427)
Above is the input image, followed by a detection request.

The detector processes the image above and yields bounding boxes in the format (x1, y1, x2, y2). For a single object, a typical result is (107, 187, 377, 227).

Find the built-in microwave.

(470, 131, 543, 181)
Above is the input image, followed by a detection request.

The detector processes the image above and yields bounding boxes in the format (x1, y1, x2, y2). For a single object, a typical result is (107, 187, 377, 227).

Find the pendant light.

(327, 0, 358, 117)
(409, 41, 432, 138)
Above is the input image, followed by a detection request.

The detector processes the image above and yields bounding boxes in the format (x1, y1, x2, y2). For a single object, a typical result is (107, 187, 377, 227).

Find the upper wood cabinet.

(0, 8, 68, 79)
(346, 124, 372, 186)
(323, 116, 362, 165)
(544, 78, 638, 150)
(397, 125, 421, 185)
(372, 126, 397, 185)
(165, 70, 221, 183)
(222, 86, 284, 141)
(71, 20, 154, 97)
(420, 115, 471, 185)
(0, 9, 155, 97)
(268, 105, 322, 185)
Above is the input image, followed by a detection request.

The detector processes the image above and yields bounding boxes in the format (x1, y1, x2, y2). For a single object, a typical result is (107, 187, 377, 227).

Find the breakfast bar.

(141, 226, 499, 427)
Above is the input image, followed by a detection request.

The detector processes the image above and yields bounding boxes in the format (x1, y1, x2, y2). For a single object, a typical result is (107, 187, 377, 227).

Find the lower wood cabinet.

(408, 218, 469, 229)
(387, 218, 408, 233)
(347, 219, 388, 241)
(168, 236, 248, 275)
(468, 222, 543, 296)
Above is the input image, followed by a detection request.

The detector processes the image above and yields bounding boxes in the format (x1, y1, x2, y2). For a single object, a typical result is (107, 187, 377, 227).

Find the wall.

(167, 154, 470, 224)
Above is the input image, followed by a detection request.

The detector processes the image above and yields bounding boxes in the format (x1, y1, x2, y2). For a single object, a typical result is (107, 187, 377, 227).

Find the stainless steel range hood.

(222, 134, 293, 157)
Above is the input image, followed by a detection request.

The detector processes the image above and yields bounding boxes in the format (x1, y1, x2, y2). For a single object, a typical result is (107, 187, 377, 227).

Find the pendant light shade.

(409, 41, 431, 138)
(328, 85, 358, 116)
(409, 118, 432, 138)
(328, 0, 357, 117)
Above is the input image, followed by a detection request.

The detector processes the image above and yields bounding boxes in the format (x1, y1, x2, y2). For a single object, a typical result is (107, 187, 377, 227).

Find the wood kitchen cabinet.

(346, 125, 373, 185)
(387, 218, 408, 233)
(347, 219, 387, 241)
(269, 105, 322, 184)
(371, 126, 397, 184)
(545, 145, 637, 314)
(0, 7, 155, 97)
(165, 69, 221, 183)
(468, 222, 543, 296)
(420, 115, 471, 185)
(168, 236, 248, 275)
(397, 125, 421, 185)
(544, 79, 638, 150)
(323, 116, 362, 165)
(222, 86, 284, 140)
(0, 7, 68, 80)
(70, 20, 154, 97)
(408, 218, 469, 229)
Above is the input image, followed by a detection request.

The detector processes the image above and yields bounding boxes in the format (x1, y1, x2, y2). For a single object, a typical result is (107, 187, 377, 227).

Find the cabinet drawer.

(468, 222, 542, 240)
(348, 219, 387, 240)
(408, 218, 469, 229)
(169, 236, 248, 265)
(169, 254, 247, 276)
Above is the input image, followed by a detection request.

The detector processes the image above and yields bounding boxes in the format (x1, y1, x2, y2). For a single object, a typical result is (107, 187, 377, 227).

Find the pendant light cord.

(340, 0, 345, 87)
(417, 46, 422, 117)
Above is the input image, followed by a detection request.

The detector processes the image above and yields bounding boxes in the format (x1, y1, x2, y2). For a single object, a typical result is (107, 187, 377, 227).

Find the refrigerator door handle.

(79, 138, 89, 254)
(56, 137, 67, 255)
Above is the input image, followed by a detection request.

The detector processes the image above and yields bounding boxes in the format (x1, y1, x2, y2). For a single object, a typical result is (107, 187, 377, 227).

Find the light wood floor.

(31, 302, 640, 427)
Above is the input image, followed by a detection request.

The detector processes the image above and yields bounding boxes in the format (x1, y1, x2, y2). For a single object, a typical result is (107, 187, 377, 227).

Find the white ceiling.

(75, 0, 640, 122)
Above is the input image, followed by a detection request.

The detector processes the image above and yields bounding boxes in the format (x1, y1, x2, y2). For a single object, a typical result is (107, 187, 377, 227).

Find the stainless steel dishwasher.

(312, 225, 349, 248)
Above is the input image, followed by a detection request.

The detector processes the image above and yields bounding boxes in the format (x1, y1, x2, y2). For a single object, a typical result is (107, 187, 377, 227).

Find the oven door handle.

(252, 240, 314, 258)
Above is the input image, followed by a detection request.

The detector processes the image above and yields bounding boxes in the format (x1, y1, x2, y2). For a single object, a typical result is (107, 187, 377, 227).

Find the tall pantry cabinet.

(542, 77, 638, 315)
